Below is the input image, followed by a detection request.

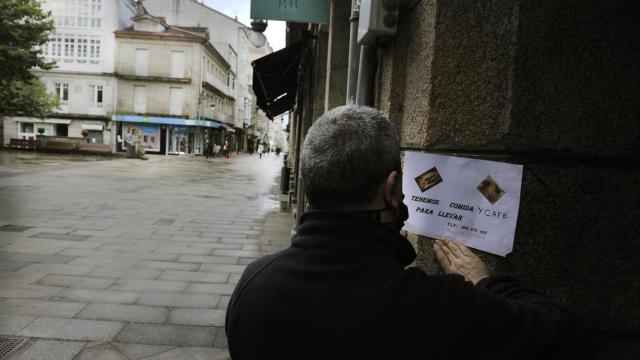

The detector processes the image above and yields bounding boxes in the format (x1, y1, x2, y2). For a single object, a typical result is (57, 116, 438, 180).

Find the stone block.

(111, 343, 175, 359)
(186, 283, 236, 296)
(4, 252, 77, 267)
(143, 347, 229, 360)
(56, 288, 140, 305)
(90, 267, 161, 280)
(17, 317, 123, 341)
(159, 270, 228, 283)
(37, 273, 115, 288)
(73, 343, 129, 360)
(18, 263, 95, 276)
(199, 263, 246, 274)
(67, 257, 139, 268)
(76, 303, 169, 323)
(137, 260, 199, 271)
(29, 232, 89, 241)
(177, 255, 239, 265)
(110, 278, 188, 292)
(0, 298, 86, 318)
(58, 248, 123, 258)
(154, 246, 212, 255)
(136, 292, 219, 308)
(114, 323, 215, 347)
(5, 339, 86, 360)
(0, 285, 64, 299)
(167, 308, 226, 326)
(119, 252, 178, 261)
(0, 314, 36, 335)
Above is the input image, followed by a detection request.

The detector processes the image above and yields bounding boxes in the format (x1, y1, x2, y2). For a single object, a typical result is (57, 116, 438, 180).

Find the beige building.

(113, 5, 235, 155)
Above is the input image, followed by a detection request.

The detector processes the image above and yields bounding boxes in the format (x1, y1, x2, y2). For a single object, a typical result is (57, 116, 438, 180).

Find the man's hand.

(433, 238, 490, 285)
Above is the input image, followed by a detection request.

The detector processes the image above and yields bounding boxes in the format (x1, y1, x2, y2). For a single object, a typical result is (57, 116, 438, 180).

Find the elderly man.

(226, 105, 587, 359)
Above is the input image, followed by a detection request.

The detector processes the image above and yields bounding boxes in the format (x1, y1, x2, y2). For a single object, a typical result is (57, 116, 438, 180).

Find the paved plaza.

(0, 150, 292, 359)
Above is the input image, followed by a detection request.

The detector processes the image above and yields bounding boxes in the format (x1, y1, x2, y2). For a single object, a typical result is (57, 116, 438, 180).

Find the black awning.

(252, 39, 307, 120)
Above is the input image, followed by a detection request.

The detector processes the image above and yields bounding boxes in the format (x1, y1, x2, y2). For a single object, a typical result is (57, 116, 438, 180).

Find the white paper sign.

(402, 151, 523, 256)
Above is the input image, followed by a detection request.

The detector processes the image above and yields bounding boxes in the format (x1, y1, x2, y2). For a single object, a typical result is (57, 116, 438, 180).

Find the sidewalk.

(0, 151, 293, 359)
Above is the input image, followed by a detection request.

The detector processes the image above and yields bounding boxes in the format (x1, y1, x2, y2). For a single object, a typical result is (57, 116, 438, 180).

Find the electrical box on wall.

(357, 0, 400, 45)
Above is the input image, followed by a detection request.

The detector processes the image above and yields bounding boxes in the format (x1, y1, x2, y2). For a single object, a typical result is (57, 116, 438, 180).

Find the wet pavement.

(0, 150, 292, 359)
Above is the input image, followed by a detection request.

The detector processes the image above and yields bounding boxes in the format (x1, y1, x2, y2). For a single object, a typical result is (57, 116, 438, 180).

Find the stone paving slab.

(0, 298, 87, 318)
(136, 260, 200, 271)
(29, 232, 90, 241)
(114, 323, 215, 347)
(5, 339, 86, 360)
(38, 274, 117, 289)
(112, 342, 176, 360)
(56, 288, 141, 305)
(5, 252, 78, 264)
(0, 285, 64, 299)
(158, 270, 228, 283)
(167, 308, 226, 326)
(177, 254, 239, 264)
(142, 346, 229, 360)
(185, 283, 237, 295)
(136, 292, 219, 308)
(89, 266, 162, 280)
(17, 317, 123, 341)
(76, 303, 169, 323)
(18, 263, 95, 276)
(0, 314, 36, 335)
(110, 278, 189, 292)
(73, 343, 129, 360)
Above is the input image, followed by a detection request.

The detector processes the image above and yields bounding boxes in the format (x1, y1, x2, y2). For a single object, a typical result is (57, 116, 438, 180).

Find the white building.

(112, 5, 235, 155)
(2, 0, 137, 146)
(141, 0, 273, 152)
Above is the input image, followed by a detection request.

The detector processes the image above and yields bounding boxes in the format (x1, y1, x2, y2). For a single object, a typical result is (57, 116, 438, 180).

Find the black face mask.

(354, 195, 409, 232)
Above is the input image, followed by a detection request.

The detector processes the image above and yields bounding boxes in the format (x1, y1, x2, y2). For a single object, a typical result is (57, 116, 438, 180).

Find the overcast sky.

(202, 0, 287, 51)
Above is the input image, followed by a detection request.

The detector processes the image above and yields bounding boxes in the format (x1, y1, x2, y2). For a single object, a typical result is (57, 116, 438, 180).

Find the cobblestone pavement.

(0, 150, 292, 359)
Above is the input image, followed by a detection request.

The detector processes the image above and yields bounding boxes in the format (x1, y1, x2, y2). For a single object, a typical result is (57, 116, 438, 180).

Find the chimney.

(136, 0, 146, 16)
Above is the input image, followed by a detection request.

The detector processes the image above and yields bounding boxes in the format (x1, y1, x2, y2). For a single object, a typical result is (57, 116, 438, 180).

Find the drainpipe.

(355, 44, 375, 106)
(345, 0, 360, 105)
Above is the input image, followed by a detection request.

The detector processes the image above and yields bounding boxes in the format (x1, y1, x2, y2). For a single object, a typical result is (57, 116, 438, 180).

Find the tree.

(0, 79, 59, 118)
(0, 0, 58, 117)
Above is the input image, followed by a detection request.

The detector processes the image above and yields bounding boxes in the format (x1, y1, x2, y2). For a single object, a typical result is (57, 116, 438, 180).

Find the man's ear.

(383, 171, 400, 208)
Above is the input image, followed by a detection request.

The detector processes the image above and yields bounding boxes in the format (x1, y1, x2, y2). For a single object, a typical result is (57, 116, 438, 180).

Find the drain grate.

(0, 336, 28, 359)
(0, 225, 33, 232)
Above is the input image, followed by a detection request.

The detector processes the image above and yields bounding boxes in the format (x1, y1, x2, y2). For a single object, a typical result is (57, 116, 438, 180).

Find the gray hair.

(300, 105, 401, 210)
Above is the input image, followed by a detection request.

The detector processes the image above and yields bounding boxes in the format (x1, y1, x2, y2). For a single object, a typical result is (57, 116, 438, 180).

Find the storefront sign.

(402, 151, 523, 256)
(251, 0, 329, 23)
(123, 123, 161, 152)
(82, 124, 104, 131)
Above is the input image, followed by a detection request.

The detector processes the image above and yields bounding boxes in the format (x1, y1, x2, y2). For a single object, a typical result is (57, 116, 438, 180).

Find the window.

(169, 87, 183, 115)
(21, 123, 34, 134)
(171, 51, 184, 78)
(89, 85, 103, 108)
(54, 82, 69, 105)
(56, 124, 68, 136)
(64, 35, 75, 59)
(134, 85, 147, 113)
(135, 49, 149, 76)
(89, 36, 100, 60)
(77, 35, 88, 60)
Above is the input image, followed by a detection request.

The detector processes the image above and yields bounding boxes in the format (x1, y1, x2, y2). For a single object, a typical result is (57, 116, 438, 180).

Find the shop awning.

(252, 38, 307, 120)
(220, 123, 236, 133)
(112, 114, 221, 129)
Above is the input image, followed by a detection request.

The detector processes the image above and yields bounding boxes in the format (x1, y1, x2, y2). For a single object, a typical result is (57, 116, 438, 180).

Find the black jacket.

(226, 211, 587, 359)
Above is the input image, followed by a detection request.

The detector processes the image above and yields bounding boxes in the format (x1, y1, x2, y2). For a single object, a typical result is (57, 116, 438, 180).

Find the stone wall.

(377, 0, 639, 357)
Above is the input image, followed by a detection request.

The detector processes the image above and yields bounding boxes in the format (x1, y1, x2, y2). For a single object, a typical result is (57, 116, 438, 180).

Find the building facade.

(112, 5, 235, 155)
(278, 1, 639, 358)
(142, 0, 273, 153)
(2, 0, 137, 146)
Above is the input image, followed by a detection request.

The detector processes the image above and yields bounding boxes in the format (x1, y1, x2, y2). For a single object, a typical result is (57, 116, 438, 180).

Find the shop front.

(113, 115, 222, 155)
